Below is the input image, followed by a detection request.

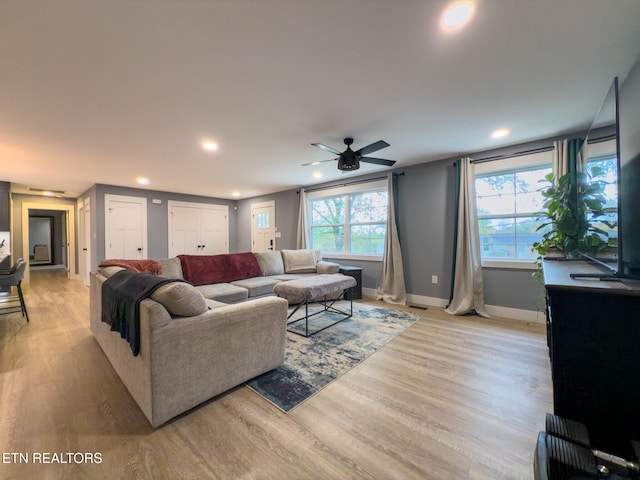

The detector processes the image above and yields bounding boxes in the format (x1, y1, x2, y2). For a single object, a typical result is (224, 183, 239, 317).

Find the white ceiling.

(2, 0, 640, 200)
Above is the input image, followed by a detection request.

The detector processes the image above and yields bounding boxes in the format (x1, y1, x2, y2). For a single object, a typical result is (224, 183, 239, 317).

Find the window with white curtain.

(307, 180, 387, 260)
(474, 151, 553, 268)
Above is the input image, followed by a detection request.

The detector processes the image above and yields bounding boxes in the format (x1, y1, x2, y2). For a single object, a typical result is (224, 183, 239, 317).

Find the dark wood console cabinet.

(339, 266, 362, 300)
(543, 260, 640, 456)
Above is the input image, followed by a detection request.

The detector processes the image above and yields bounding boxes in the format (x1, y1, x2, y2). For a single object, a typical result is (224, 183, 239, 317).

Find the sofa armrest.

(316, 260, 340, 274)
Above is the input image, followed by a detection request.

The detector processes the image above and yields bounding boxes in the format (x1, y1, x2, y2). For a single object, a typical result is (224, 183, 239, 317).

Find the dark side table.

(339, 266, 362, 300)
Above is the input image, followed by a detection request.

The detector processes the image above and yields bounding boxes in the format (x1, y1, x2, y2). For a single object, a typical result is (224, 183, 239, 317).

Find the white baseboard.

(483, 304, 545, 324)
(363, 290, 448, 308)
(365, 289, 544, 324)
(405, 293, 448, 309)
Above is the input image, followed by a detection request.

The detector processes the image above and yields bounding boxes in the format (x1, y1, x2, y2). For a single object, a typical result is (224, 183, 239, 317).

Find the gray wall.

(10, 194, 77, 271)
(236, 153, 547, 311)
(397, 159, 457, 300)
(78, 135, 583, 312)
(236, 189, 299, 252)
(80, 184, 239, 270)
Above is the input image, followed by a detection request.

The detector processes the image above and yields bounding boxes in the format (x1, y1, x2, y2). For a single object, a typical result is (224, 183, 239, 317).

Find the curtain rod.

(466, 133, 616, 165)
(470, 146, 553, 165)
(299, 172, 404, 194)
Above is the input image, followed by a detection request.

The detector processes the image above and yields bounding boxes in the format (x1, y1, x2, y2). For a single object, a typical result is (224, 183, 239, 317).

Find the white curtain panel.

(576, 140, 588, 173)
(553, 140, 569, 180)
(445, 158, 489, 317)
(376, 173, 406, 305)
(296, 188, 309, 249)
(553, 138, 587, 179)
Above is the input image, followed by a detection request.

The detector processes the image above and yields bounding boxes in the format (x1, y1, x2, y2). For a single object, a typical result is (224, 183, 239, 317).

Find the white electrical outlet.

(431, 275, 438, 284)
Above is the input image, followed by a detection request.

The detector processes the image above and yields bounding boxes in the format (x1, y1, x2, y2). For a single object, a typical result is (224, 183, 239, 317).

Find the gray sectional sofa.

(90, 249, 347, 427)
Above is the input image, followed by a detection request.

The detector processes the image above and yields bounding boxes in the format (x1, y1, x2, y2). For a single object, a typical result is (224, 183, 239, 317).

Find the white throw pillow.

(281, 249, 317, 274)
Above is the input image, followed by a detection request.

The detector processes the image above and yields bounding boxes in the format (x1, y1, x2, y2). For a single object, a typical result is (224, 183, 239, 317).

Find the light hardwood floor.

(0, 268, 552, 480)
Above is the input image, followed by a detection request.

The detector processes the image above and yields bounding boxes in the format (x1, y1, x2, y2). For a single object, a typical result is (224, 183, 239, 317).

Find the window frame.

(474, 151, 553, 270)
(306, 179, 387, 261)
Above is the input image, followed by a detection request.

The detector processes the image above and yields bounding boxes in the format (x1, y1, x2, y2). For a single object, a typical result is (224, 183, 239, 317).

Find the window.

(308, 181, 388, 258)
(255, 211, 270, 229)
(585, 139, 618, 242)
(474, 152, 553, 265)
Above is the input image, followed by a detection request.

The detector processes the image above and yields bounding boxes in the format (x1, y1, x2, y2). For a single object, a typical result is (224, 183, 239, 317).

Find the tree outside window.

(476, 166, 552, 260)
(309, 188, 387, 256)
(586, 155, 618, 242)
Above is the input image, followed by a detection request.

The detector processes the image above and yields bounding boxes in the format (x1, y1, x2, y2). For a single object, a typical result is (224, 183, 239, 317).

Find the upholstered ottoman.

(273, 274, 357, 336)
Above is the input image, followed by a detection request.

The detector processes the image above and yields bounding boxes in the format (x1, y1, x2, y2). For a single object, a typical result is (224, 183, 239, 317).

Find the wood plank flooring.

(0, 268, 552, 479)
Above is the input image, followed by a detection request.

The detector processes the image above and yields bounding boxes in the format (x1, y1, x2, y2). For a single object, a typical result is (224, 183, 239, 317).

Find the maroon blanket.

(178, 253, 262, 286)
(100, 259, 162, 275)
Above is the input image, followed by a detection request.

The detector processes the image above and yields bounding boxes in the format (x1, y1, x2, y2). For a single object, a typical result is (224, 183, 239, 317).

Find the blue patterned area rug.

(245, 303, 422, 412)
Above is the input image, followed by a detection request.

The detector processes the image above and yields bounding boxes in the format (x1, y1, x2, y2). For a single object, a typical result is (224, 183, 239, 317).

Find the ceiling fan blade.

(301, 158, 337, 166)
(311, 143, 342, 156)
(360, 157, 396, 167)
(354, 140, 390, 157)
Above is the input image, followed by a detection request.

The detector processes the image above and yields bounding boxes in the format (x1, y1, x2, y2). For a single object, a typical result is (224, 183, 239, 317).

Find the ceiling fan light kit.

(308, 137, 396, 172)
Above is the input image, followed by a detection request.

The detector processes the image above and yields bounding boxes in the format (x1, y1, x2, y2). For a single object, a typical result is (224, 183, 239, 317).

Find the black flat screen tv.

(618, 56, 640, 279)
(575, 56, 640, 281)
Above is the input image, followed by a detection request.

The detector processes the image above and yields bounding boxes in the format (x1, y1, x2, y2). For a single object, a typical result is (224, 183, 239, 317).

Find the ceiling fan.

(304, 137, 396, 171)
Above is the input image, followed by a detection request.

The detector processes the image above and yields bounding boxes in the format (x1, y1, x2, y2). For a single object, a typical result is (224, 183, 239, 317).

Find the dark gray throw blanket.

(101, 270, 184, 356)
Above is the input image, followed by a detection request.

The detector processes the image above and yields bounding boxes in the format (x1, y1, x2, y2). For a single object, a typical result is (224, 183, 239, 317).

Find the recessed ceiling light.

(137, 177, 150, 185)
(491, 128, 510, 139)
(441, 1, 475, 29)
(312, 171, 323, 179)
(201, 140, 218, 152)
(231, 191, 240, 197)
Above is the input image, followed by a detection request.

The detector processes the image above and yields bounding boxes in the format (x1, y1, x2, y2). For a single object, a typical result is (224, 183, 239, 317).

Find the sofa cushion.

(178, 253, 262, 286)
(151, 282, 208, 317)
(281, 249, 317, 274)
(231, 277, 281, 298)
(253, 251, 285, 276)
(196, 283, 249, 303)
(205, 299, 228, 310)
(316, 260, 340, 274)
(157, 257, 184, 279)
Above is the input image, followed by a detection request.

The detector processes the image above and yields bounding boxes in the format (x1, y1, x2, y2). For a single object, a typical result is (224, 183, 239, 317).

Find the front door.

(251, 201, 276, 252)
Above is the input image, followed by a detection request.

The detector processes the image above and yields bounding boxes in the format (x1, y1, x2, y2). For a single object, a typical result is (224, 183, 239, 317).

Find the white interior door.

(105, 195, 147, 259)
(168, 201, 229, 257)
(251, 200, 276, 252)
(169, 205, 202, 255)
(79, 198, 91, 285)
(200, 207, 228, 254)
